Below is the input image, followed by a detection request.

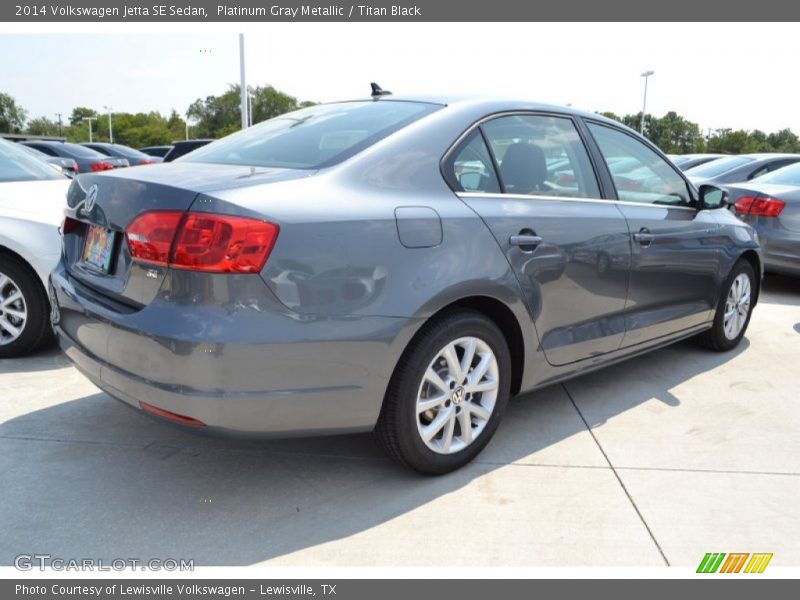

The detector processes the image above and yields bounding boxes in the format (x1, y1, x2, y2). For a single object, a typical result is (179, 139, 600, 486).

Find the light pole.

(103, 106, 113, 143)
(82, 116, 97, 143)
(55, 113, 63, 136)
(640, 70, 654, 135)
(239, 33, 248, 129)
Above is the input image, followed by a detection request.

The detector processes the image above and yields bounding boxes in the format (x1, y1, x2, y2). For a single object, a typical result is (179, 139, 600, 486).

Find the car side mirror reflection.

(698, 184, 729, 210)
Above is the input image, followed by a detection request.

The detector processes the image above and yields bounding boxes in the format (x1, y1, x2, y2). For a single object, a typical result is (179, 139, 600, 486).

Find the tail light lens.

(125, 211, 279, 273)
(126, 211, 184, 264)
(734, 196, 785, 217)
(89, 161, 114, 172)
(61, 216, 81, 235)
(139, 159, 156, 165)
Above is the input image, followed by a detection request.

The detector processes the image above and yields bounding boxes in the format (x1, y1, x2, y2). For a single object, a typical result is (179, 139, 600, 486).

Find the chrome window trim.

(457, 191, 697, 212)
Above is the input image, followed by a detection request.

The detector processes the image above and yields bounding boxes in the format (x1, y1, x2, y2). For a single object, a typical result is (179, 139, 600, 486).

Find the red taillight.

(70, 164, 79, 173)
(139, 401, 206, 427)
(125, 211, 184, 265)
(734, 195, 785, 217)
(61, 216, 80, 235)
(89, 161, 114, 172)
(139, 159, 156, 165)
(125, 210, 279, 273)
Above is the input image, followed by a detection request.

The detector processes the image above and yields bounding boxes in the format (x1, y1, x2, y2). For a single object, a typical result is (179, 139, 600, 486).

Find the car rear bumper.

(753, 223, 800, 275)
(50, 266, 416, 437)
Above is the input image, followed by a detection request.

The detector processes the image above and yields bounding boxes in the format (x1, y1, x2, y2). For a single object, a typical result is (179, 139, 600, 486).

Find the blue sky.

(1, 24, 799, 134)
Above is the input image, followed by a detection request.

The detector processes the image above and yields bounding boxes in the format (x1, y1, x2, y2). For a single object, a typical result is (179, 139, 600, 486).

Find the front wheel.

(695, 259, 756, 352)
(375, 310, 511, 475)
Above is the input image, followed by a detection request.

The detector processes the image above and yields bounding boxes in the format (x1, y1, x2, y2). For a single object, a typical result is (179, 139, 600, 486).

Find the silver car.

(726, 162, 800, 276)
(50, 94, 762, 474)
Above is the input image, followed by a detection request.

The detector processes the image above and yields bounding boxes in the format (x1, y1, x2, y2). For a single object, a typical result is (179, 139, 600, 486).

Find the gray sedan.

(686, 153, 800, 186)
(726, 163, 800, 276)
(49, 94, 762, 474)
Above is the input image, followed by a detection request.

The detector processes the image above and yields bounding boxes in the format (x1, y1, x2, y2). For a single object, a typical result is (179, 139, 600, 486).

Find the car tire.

(374, 309, 511, 475)
(695, 259, 756, 352)
(0, 254, 52, 358)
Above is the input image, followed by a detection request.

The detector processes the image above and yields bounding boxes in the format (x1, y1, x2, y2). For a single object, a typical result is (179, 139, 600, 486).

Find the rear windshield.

(61, 143, 107, 158)
(181, 100, 441, 169)
(686, 156, 754, 177)
(754, 162, 800, 186)
(0, 139, 64, 182)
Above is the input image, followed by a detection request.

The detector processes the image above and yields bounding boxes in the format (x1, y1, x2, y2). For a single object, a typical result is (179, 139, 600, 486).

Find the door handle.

(509, 234, 543, 249)
(632, 228, 655, 247)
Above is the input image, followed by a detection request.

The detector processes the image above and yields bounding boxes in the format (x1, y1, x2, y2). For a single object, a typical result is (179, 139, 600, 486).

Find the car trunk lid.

(62, 162, 313, 308)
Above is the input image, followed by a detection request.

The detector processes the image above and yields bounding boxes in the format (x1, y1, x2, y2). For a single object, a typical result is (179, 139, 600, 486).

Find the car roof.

(327, 95, 631, 133)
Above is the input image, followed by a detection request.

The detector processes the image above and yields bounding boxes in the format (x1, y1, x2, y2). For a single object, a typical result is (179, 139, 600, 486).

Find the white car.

(0, 138, 69, 357)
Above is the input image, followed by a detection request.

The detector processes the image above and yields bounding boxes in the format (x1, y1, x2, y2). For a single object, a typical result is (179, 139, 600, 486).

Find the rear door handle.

(509, 234, 543, 249)
(633, 229, 655, 247)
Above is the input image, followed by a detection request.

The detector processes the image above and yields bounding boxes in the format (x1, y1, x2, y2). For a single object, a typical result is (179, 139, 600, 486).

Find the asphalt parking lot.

(1, 274, 798, 567)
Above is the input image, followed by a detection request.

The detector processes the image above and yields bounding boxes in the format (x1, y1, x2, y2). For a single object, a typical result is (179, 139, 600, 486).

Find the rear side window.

(448, 131, 501, 193)
(587, 122, 691, 206)
(182, 100, 441, 169)
(754, 162, 800, 185)
(482, 114, 600, 198)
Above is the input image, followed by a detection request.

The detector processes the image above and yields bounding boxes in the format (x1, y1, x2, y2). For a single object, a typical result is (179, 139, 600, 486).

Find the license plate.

(81, 224, 116, 273)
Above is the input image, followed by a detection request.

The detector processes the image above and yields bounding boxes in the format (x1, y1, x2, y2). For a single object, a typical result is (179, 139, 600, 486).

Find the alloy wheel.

(415, 336, 499, 454)
(723, 273, 751, 340)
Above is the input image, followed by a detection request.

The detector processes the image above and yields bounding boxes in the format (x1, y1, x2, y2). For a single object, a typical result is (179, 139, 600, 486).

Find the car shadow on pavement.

(0, 333, 750, 566)
(761, 273, 799, 305)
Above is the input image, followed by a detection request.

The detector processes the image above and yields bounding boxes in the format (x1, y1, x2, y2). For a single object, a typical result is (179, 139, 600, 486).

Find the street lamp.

(239, 33, 248, 129)
(103, 106, 113, 144)
(82, 116, 97, 143)
(640, 70, 654, 135)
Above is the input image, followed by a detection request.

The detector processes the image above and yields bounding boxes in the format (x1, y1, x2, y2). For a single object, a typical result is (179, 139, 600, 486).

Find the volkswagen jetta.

(50, 94, 761, 474)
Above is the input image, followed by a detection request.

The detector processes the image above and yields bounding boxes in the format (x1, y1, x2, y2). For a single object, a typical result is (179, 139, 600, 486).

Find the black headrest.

(500, 143, 547, 194)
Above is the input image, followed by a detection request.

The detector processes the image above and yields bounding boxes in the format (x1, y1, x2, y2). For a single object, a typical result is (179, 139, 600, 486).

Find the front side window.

(481, 114, 600, 198)
(587, 122, 692, 206)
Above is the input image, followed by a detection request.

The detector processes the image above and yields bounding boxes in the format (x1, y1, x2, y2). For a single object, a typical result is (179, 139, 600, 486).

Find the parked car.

(17, 143, 79, 177)
(50, 96, 761, 474)
(21, 141, 129, 173)
(725, 162, 800, 276)
(139, 145, 173, 158)
(82, 142, 160, 166)
(0, 139, 69, 357)
(162, 139, 214, 162)
(668, 153, 726, 171)
(686, 153, 800, 186)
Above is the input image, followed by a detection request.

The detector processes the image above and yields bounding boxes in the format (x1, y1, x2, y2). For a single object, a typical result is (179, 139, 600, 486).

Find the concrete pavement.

(0, 274, 798, 567)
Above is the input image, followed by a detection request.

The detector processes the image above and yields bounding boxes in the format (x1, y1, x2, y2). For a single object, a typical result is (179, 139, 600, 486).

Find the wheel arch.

(394, 294, 527, 397)
(738, 249, 762, 306)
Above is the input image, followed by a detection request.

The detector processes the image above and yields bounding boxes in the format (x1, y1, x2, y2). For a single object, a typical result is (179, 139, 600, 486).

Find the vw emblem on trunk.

(84, 184, 99, 212)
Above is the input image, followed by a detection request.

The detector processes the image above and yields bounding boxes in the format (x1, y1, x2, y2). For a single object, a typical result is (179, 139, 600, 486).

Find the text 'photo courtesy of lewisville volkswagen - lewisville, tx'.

(0, 1, 799, 595)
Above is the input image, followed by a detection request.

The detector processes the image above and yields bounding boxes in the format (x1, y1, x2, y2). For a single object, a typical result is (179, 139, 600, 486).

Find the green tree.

(766, 128, 800, 153)
(69, 106, 98, 127)
(187, 84, 314, 138)
(26, 116, 60, 136)
(0, 92, 27, 133)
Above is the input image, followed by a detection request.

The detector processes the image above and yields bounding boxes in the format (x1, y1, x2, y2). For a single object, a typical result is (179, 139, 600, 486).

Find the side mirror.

(697, 184, 729, 210)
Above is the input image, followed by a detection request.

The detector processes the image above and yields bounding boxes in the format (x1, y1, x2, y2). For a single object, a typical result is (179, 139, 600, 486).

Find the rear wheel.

(695, 259, 755, 352)
(375, 310, 511, 475)
(0, 255, 52, 358)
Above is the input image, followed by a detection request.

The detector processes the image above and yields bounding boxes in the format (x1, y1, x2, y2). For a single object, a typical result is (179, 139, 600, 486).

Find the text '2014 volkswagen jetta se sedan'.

(50, 93, 762, 474)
